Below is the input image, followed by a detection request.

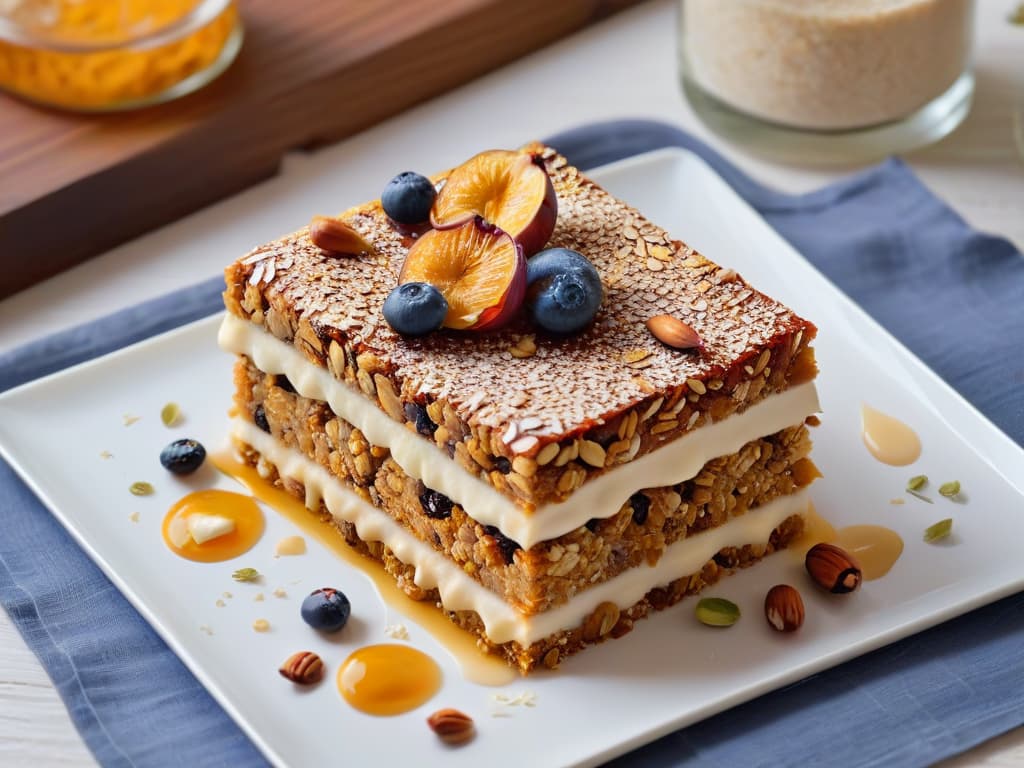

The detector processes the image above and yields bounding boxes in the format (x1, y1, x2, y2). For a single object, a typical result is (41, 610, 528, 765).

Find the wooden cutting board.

(0, 0, 641, 299)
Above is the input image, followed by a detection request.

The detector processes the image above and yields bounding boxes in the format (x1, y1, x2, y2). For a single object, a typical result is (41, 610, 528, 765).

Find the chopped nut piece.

(924, 518, 953, 543)
(232, 567, 261, 582)
(279, 651, 324, 684)
(427, 708, 475, 746)
(160, 402, 182, 427)
(275, 535, 307, 556)
(129, 481, 154, 496)
(907, 475, 928, 491)
(938, 481, 961, 499)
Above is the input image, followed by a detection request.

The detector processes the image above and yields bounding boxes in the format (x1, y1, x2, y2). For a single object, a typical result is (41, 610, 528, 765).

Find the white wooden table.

(1, 1, 1022, 765)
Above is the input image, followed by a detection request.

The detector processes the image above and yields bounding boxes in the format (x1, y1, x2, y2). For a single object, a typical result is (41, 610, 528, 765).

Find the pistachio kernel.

(906, 474, 927, 491)
(232, 567, 261, 583)
(938, 481, 961, 499)
(160, 402, 182, 427)
(695, 597, 740, 627)
(129, 481, 155, 496)
(924, 518, 953, 543)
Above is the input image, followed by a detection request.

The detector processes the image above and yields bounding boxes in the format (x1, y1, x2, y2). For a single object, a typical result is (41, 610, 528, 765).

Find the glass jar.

(678, 0, 975, 161)
(0, 0, 242, 112)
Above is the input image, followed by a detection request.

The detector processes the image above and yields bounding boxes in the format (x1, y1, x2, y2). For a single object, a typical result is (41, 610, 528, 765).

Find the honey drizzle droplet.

(861, 404, 922, 466)
(337, 644, 441, 716)
(161, 489, 264, 562)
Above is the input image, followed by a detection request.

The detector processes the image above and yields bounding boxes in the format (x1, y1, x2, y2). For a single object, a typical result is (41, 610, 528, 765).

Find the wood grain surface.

(0, 0, 640, 299)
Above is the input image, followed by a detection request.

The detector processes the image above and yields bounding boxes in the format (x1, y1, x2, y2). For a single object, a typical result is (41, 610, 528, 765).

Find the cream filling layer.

(219, 313, 819, 549)
(234, 417, 809, 647)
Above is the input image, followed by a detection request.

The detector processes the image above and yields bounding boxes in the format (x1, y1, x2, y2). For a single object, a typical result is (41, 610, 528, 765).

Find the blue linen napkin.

(1, 119, 1022, 767)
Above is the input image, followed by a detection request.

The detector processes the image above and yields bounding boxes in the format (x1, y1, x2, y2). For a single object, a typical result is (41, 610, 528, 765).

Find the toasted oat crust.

(223, 145, 817, 510)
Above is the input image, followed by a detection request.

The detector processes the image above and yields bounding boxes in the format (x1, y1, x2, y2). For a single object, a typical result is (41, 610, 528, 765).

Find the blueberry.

(159, 438, 206, 475)
(381, 172, 436, 225)
(419, 488, 453, 519)
(254, 405, 270, 433)
(403, 402, 437, 436)
(274, 374, 296, 393)
(383, 282, 448, 336)
(525, 248, 603, 334)
(300, 588, 351, 632)
(483, 525, 521, 565)
(630, 492, 650, 525)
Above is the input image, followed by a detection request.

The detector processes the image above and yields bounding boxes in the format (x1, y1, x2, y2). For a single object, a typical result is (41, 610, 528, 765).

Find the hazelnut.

(805, 542, 862, 594)
(764, 584, 805, 632)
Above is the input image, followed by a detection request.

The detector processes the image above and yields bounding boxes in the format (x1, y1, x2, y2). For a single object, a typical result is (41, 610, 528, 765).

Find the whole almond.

(646, 315, 703, 351)
(805, 542, 862, 594)
(278, 650, 324, 685)
(309, 216, 374, 256)
(426, 708, 475, 745)
(764, 584, 805, 632)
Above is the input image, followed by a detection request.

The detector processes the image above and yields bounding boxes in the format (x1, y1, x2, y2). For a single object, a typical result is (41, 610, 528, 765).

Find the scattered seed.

(906, 475, 928, 491)
(122, 414, 140, 426)
(695, 597, 740, 627)
(129, 481, 154, 496)
(252, 619, 271, 632)
(99, 450, 113, 460)
(160, 402, 182, 427)
(128, 511, 140, 523)
(924, 518, 953, 543)
(938, 481, 961, 499)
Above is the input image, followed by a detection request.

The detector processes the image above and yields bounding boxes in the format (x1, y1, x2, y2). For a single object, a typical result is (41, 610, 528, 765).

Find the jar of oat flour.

(678, 0, 975, 160)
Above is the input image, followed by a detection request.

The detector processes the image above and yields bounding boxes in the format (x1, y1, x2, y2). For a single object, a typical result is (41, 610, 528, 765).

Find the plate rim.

(1, 147, 1022, 768)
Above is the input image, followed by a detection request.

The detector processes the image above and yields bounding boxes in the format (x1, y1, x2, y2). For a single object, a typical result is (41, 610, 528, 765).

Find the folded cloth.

(1, 119, 1022, 768)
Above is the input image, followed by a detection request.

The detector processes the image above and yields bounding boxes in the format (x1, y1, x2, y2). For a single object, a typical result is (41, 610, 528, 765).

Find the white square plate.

(2, 148, 1023, 768)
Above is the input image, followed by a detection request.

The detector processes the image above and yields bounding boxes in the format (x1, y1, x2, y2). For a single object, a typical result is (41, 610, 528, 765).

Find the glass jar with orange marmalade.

(0, 0, 242, 111)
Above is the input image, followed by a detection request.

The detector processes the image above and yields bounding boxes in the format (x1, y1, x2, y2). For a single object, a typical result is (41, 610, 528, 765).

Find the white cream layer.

(219, 313, 819, 549)
(234, 417, 808, 647)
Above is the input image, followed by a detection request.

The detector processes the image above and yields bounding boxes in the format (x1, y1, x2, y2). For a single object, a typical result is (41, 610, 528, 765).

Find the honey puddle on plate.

(212, 452, 517, 687)
(789, 501, 837, 560)
(832, 525, 904, 581)
(790, 502, 903, 581)
(338, 644, 441, 716)
(162, 490, 265, 562)
(861, 404, 921, 466)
